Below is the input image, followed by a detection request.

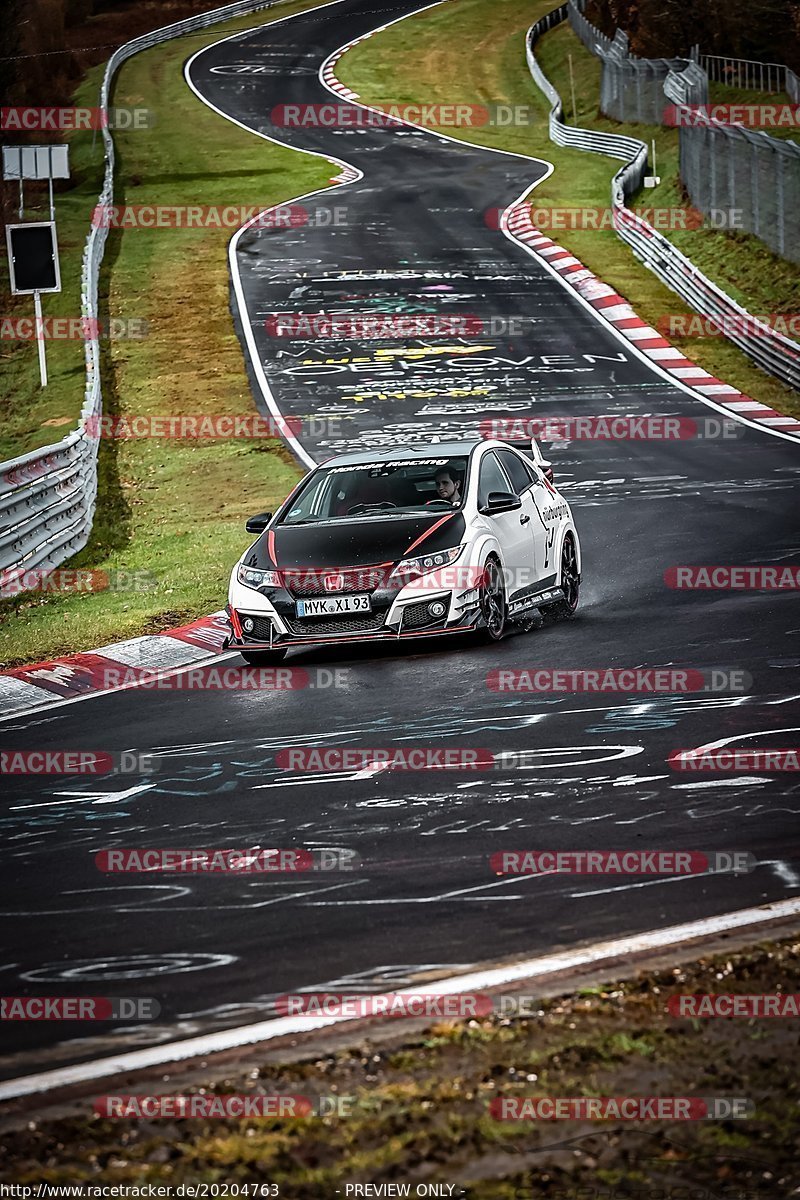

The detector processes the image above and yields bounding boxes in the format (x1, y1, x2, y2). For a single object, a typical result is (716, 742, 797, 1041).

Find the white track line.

(4, 4, 796, 1099)
(500, 200, 800, 445)
(318, 1, 557, 168)
(183, 0, 362, 472)
(2, 897, 799, 1100)
(0, 0, 356, 723)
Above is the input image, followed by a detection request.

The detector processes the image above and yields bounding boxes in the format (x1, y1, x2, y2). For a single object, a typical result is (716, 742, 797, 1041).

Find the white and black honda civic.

(225, 437, 581, 663)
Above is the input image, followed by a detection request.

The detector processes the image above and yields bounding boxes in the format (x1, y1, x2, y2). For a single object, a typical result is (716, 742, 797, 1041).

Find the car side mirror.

(480, 491, 522, 515)
(541, 461, 555, 484)
(245, 511, 272, 534)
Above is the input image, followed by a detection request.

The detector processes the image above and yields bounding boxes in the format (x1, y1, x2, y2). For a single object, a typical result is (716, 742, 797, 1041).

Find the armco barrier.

(572, 3, 795, 265)
(527, 5, 800, 393)
(526, 5, 648, 179)
(0, 0, 281, 594)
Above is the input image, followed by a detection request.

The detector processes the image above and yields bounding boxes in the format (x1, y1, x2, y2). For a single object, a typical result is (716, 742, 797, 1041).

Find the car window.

(280, 457, 470, 524)
(478, 452, 513, 509)
(496, 449, 535, 495)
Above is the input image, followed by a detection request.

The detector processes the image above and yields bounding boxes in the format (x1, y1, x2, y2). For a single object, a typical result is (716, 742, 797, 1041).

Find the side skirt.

(508, 586, 565, 617)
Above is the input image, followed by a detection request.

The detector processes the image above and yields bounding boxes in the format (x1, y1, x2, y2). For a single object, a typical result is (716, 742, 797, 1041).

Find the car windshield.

(280, 457, 470, 525)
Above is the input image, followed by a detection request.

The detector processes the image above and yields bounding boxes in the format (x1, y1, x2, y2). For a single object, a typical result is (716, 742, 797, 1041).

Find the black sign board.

(6, 222, 61, 294)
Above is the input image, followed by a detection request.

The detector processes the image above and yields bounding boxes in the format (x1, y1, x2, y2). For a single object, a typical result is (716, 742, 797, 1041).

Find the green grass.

(0, 0, 335, 668)
(336, 0, 800, 422)
(708, 81, 799, 141)
(0, 89, 108, 463)
(3, 936, 800, 1193)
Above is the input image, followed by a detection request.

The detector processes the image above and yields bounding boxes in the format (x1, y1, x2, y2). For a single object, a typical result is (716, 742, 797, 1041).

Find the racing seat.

(333, 475, 388, 516)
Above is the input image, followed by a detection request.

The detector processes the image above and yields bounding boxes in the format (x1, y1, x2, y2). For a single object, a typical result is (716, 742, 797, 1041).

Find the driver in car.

(433, 466, 462, 507)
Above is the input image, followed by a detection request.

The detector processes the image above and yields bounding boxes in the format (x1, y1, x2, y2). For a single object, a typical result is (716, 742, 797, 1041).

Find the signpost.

(2, 144, 69, 387)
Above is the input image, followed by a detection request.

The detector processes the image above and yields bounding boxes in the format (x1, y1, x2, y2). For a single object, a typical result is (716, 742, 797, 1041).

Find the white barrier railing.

(700, 54, 795, 96)
(526, 7, 648, 189)
(0, 0, 280, 593)
(526, 7, 800, 393)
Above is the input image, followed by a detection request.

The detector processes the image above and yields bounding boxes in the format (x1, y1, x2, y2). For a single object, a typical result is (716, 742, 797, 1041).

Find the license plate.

(296, 594, 372, 617)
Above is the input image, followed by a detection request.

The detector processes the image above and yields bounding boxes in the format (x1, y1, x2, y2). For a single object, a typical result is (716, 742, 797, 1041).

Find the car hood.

(245, 511, 467, 570)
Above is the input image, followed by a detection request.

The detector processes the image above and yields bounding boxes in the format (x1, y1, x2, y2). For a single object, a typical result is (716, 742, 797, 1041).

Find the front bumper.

(225, 572, 483, 650)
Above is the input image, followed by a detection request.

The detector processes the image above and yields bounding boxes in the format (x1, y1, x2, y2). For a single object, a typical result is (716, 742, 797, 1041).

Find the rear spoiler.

(507, 435, 555, 484)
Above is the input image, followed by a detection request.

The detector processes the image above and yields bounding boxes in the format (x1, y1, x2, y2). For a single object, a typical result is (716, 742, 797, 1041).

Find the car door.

(477, 450, 535, 600)
(493, 448, 550, 591)
(526, 461, 563, 586)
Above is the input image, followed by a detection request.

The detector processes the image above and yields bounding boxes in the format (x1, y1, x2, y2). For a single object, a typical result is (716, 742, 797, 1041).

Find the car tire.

(550, 534, 580, 619)
(479, 557, 508, 642)
(240, 649, 287, 665)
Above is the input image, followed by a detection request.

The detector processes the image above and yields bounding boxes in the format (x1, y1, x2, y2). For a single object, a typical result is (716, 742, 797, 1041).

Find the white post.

(34, 291, 47, 387)
(568, 53, 578, 123)
(47, 147, 54, 220)
(651, 138, 657, 177)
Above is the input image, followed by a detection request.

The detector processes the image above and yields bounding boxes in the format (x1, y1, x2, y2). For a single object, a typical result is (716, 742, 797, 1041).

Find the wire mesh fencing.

(598, 33, 699, 124)
(680, 120, 800, 264)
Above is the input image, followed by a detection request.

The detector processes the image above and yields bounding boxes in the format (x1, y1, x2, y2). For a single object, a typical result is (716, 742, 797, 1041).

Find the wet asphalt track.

(0, 0, 799, 1078)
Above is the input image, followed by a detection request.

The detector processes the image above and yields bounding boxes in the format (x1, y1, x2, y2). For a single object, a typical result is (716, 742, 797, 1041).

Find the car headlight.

(390, 545, 464, 582)
(237, 564, 282, 590)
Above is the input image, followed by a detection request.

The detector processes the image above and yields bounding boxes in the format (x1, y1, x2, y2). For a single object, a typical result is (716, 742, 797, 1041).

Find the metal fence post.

(752, 138, 760, 240)
(776, 142, 785, 258)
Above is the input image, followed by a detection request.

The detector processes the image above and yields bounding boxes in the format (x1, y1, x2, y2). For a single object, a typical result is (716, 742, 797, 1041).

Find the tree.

(584, 0, 800, 68)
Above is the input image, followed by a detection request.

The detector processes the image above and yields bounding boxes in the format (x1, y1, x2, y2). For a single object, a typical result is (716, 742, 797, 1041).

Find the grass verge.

(2, 935, 799, 1193)
(336, 0, 800, 420)
(0, 0, 334, 668)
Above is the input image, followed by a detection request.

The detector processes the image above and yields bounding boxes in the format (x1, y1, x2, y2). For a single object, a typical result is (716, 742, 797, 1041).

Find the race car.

(224, 437, 581, 663)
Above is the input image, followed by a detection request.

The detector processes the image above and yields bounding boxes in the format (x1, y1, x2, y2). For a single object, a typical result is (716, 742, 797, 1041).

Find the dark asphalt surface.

(0, 0, 798, 1080)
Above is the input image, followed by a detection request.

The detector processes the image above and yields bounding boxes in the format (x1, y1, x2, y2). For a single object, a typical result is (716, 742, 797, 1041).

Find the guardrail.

(526, 6, 800, 393)
(568, 0, 798, 274)
(526, 6, 648, 175)
(663, 61, 709, 108)
(526, 8, 648, 187)
(0, 0, 280, 595)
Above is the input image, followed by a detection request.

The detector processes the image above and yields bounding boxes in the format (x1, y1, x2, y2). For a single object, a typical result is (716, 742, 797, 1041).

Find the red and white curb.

(330, 164, 360, 184)
(321, 63, 359, 101)
(0, 612, 230, 719)
(505, 203, 800, 440)
(322, 27, 374, 99)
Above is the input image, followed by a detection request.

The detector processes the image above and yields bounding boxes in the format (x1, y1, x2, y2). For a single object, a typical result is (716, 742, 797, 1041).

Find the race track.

(1, 0, 799, 1082)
